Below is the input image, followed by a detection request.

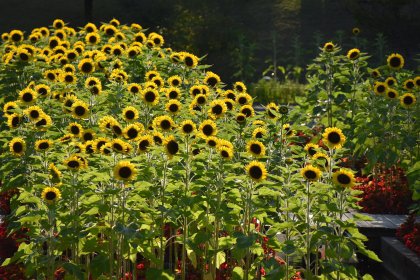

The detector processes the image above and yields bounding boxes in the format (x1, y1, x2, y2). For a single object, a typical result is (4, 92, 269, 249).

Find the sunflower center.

(337, 174, 351, 185)
(83, 132, 93, 141)
(304, 170, 317, 180)
(13, 142, 23, 153)
(225, 101, 233, 110)
(166, 140, 179, 155)
(406, 81, 414, 89)
(389, 57, 401, 68)
(139, 140, 150, 151)
(183, 124, 193, 134)
(47, 73, 56, 80)
(125, 111, 135, 120)
(221, 150, 230, 158)
(267, 109, 276, 118)
(153, 136, 163, 145)
(349, 51, 359, 59)
(49, 40, 58, 49)
(45, 191, 57, 200)
(196, 96, 205, 105)
(169, 104, 179, 112)
(255, 132, 262, 138)
(144, 91, 156, 102)
(20, 53, 29, 61)
(36, 118, 47, 126)
(238, 97, 247, 104)
(207, 77, 218, 87)
(119, 166, 132, 179)
(11, 116, 20, 127)
(207, 139, 217, 147)
(250, 143, 262, 155)
(236, 115, 245, 123)
(113, 49, 122, 56)
(81, 62, 93, 73)
(96, 141, 106, 150)
(74, 106, 86, 116)
(168, 90, 178, 99)
(112, 125, 122, 135)
(325, 44, 333, 51)
(113, 143, 123, 151)
(388, 91, 396, 98)
(68, 160, 80, 168)
(30, 110, 40, 119)
(160, 120, 171, 130)
(202, 124, 214, 136)
(327, 132, 341, 144)
(91, 86, 100, 95)
(212, 104, 223, 115)
(184, 57, 194, 67)
(127, 128, 138, 139)
(39, 142, 50, 150)
(172, 80, 180, 86)
(249, 166, 263, 179)
(403, 96, 413, 105)
(38, 87, 48, 95)
(67, 52, 76, 60)
(130, 87, 139, 94)
(89, 35, 97, 43)
(11, 33, 22, 42)
(242, 108, 252, 117)
(22, 92, 33, 102)
(308, 148, 316, 156)
(65, 75, 74, 83)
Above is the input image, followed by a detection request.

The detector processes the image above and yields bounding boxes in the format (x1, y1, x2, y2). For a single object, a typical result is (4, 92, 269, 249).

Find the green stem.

(306, 181, 311, 280)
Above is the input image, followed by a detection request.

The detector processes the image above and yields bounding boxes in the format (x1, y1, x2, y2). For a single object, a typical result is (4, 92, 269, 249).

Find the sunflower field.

(0, 18, 418, 280)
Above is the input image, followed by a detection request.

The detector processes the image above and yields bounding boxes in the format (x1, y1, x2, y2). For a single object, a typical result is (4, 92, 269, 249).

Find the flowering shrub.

(0, 19, 379, 280)
(396, 214, 420, 256)
(354, 165, 413, 214)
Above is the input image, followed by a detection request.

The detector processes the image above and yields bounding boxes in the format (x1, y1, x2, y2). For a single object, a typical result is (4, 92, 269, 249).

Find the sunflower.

(194, 94, 207, 106)
(225, 90, 237, 100)
(304, 143, 319, 157)
(236, 93, 252, 105)
(386, 88, 398, 99)
(109, 69, 128, 83)
(219, 146, 233, 160)
(145, 70, 160, 81)
(100, 143, 113, 155)
(85, 32, 101, 45)
(166, 87, 181, 99)
(122, 106, 139, 121)
(205, 136, 219, 148)
(387, 53, 404, 70)
(41, 187, 61, 204)
(182, 52, 199, 68)
(71, 100, 90, 119)
(141, 88, 160, 106)
(44, 70, 58, 82)
(252, 127, 267, 139)
(18, 88, 37, 105)
(236, 113, 246, 124)
(163, 135, 179, 157)
(35, 114, 52, 130)
(153, 115, 175, 131)
(168, 76, 182, 87)
(415, 76, 420, 87)
(322, 127, 346, 149)
(110, 45, 124, 56)
(312, 152, 329, 169)
(300, 165, 322, 181)
(62, 95, 78, 113)
(189, 85, 202, 97)
(208, 100, 227, 119)
(400, 93, 416, 109)
(266, 103, 279, 119)
(111, 122, 123, 136)
(84, 23, 97, 33)
(199, 119, 217, 138)
(63, 64, 76, 73)
(104, 24, 117, 36)
(49, 163, 62, 183)
(53, 19, 65, 29)
(81, 129, 96, 142)
(35, 139, 53, 152)
(385, 77, 397, 87)
(165, 99, 182, 115)
(9, 30, 24, 43)
(127, 83, 141, 95)
(347, 48, 360, 60)
(246, 140, 266, 157)
(84, 140, 96, 154)
(123, 124, 143, 141)
(323, 42, 335, 52)
(204, 71, 221, 88)
(240, 105, 255, 118)
(373, 82, 387, 95)
(332, 169, 355, 188)
(137, 135, 153, 153)
(218, 139, 234, 150)
(111, 139, 128, 153)
(61, 72, 77, 84)
(245, 161, 267, 182)
(126, 46, 141, 58)
(3, 101, 19, 116)
(94, 137, 109, 152)
(352, 27, 360, 35)
(7, 113, 22, 129)
(152, 131, 164, 145)
(16, 48, 31, 61)
(9, 137, 26, 157)
(134, 32, 147, 43)
(64, 155, 84, 170)
(114, 161, 136, 181)
(180, 120, 197, 135)
(371, 69, 380, 79)
(233, 81, 247, 93)
(403, 79, 415, 90)
(78, 58, 95, 74)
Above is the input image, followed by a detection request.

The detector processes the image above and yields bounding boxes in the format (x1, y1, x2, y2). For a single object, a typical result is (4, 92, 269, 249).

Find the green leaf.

(236, 234, 257, 249)
(145, 268, 175, 280)
(62, 262, 85, 280)
(231, 266, 244, 280)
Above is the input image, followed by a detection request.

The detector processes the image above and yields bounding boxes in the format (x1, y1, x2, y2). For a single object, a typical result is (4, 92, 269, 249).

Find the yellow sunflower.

(141, 88, 160, 106)
(41, 187, 61, 204)
(194, 94, 207, 106)
(152, 131, 164, 145)
(240, 105, 255, 118)
(165, 99, 182, 115)
(49, 163, 62, 183)
(236, 93, 252, 105)
(403, 79, 415, 90)
(9, 30, 24, 43)
(233, 81, 247, 93)
(153, 115, 175, 131)
(373, 82, 387, 95)
(385, 77, 397, 87)
(208, 99, 227, 119)
(304, 143, 319, 157)
(322, 127, 346, 149)
(245, 161, 267, 182)
(122, 106, 139, 121)
(266, 102, 279, 119)
(246, 140, 266, 157)
(236, 113, 247, 124)
(352, 27, 360, 35)
(252, 127, 267, 139)
(371, 69, 380, 79)
(332, 169, 356, 188)
(180, 120, 197, 135)
(204, 71, 221, 88)
(163, 135, 179, 157)
(199, 119, 217, 138)
(386, 88, 398, 99)
(300, 165, 322, 181)
(347, 48, 360, 60)
(18, 88, 37, 105)
(219, 146, 233, 160)
(312, 152, 330, 169)
(61, 72, 77, 84)
(3, 101, 19, 116)
(123, 124, 143, 141)
(81, 129, 96, 142)
(85, 32, 101, 45)
(168, 75, 182, 87)
(9, 137, 26, 157)
(111, 139, 128, 153)
(323, 42, 335, 52)
(137, 135, 154, 153)
(7, 113, 22, 129)
(400, 93, 416, 109)
(166, 87, 181, 99)
(182, 52, 199, 68)
(114, 161, 137, 181)
(71, 100, 90, 119)
(205, 136, 219, 148)
(35, 139, 53, 152)
(127, 83, 141, 95)
(53, 19, 65, 29)
(387, 53, 404, 70)
(24, 105, 44, 121)
(64, 155, 84, 170)
(78, 58, 95, 74)
(415, 76, 420, 87)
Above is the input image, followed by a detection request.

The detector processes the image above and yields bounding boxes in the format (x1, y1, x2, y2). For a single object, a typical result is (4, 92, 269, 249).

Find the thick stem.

(306, 181, 311, 280)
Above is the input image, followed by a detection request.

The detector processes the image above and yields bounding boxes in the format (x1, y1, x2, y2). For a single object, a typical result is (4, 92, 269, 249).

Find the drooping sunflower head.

(3, 101, 19, 116)
(282, 123, 295, 137)
(323, 42, 335, 52)
(49, 163, 62, 183)
(165, 99, 182, 115)
(246, 140, 266, 158)
(199, 119, 217, 138)
(245, 161, 267, 182)
(41, 187, 62, 204)
(332, 169, 355, 188)
(400, 93, 416, 109)
(403, 79, 415, 90)
(204, 71, 221, 88)
(387, 53, 404, 70)
(122, 106, 139, 122)
(322, 127, 346, 149)
(7, 113, 22, 129)
(9, 137, 26, 157)
(35, 139, 53, 152)
(347, 48, 360, 60)
(266, 102, 279, 119)
(163, 135, 179, 157)
(304, 143, 319, 157)
(114, 161, 137, 181)
(180, 120, 197, 135)
(300, 165, 322, 181)
(208, 99, 227, 119)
